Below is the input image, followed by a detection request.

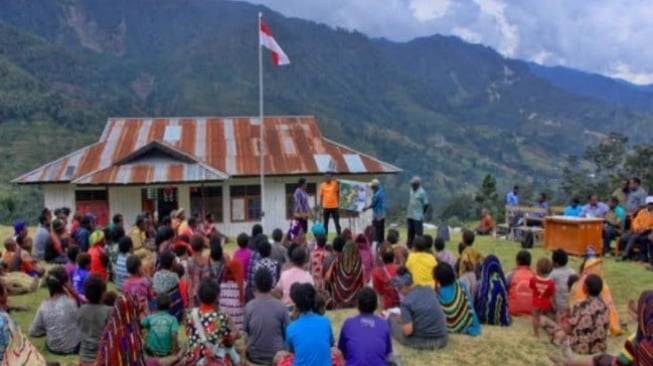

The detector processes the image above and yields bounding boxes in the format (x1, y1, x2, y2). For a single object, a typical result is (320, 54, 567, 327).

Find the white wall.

(47, 175, 375, 236)
(43, 184, 75, 211)
(108, 186, 142, 225)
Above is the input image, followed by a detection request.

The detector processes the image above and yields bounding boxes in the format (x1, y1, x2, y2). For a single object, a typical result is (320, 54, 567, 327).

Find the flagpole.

(258, 12, 265, 230)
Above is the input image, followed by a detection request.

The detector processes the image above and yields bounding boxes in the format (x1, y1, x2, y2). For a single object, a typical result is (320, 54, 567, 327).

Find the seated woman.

(338, 287, 393, 365)
(44, 219, 69, 264)
(88, 230, 110, 282)
(507, 250, 534, 317)
(122, 255, 154, 317)
(7, 235, 44, 278)
(275, 283, 342, 366)
(569, 257, 623, 336)
(95, 293, 179, 366)
(326, 238, 365, 309)
(475, 255, 511, 326)
(372, 246, 400, 310)
(219, 258, 246, 333)
(0, 282, 47, 365)
(548, 290, 653, 366)
(29, 266, 81, 355)
(433, 262, 482, 336)
(181, 279, 241, 366)
(388, 268, 448, 350)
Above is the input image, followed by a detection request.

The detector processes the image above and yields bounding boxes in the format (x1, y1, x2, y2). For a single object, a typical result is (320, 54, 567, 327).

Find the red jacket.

(508, 266, 534, 316)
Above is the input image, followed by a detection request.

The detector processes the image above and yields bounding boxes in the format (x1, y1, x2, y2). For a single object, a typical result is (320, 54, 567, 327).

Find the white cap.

(646, 196, 653, 204)
(370, 178, 380, 187)
(410, 176, 421, 184)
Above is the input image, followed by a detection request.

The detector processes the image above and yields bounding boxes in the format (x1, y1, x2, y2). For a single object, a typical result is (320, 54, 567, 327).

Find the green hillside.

(1, 0, 652, 222)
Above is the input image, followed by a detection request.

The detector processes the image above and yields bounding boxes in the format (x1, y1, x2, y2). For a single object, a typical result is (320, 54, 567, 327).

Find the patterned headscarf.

(635, 290, 653, 365)
(341, 241, 361, 274)
(311, 222, 325, 237)
(475, 255, 511, 326)
(89, 230, 105, 247)
(95, 293, 146, 366)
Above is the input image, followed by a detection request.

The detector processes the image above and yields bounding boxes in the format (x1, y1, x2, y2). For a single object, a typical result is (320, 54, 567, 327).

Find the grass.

(0, 225, 648, 366)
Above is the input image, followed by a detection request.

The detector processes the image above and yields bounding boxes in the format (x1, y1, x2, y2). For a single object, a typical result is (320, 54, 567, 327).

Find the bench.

(496, 205, 549, 244)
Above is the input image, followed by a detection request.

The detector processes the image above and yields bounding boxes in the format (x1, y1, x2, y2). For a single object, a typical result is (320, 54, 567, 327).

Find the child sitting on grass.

(405, 236, 437, 287)
(152, 251, 180, 296)
(65, 246, 79, 284)
(122, 255, 154, 317)
(77, 274, 113, 366)
(72, 253, 92, 302)
(434, 237, 455, 267)
(507, 250, 534, 317)
(530, 257, 555, 338)
(141, 293, 179, 357)
(458, 230, 483, 278)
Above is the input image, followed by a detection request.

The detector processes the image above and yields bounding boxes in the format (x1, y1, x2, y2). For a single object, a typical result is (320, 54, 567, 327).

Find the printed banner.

(338, 179, 368, 212)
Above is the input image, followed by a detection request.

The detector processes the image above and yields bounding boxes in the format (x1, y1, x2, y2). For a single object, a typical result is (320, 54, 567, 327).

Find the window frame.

(230, 185, 262, 222)
(190, 186, 224, 223)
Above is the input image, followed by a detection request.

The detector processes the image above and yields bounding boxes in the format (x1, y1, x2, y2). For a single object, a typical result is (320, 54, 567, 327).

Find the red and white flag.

(259, 21, 290, 66)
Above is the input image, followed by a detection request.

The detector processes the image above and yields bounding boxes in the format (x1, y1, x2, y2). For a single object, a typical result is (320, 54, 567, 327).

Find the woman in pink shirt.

(275, 247, 314, 305)
(355, 233, 373, 284)
(233, 233, 253, 276)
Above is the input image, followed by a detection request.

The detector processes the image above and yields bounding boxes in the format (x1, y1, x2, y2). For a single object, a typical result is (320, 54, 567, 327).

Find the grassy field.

(0, 225, 649, 366)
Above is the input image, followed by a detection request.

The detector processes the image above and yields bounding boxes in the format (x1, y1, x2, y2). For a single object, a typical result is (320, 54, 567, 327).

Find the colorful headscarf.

(438, 281, 476, 334)
(329, 242, 364, 308)
(635, 290, 653, 365)
(475, 255, 511, 326)
(311, 222, 325, 237)
(89, 230, 105, 247)
(13, 222, 25, 237)
(95, 293, 146, 366)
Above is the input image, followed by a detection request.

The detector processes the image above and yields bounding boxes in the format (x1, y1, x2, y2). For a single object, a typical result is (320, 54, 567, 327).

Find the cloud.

(246, 0, 653, 84)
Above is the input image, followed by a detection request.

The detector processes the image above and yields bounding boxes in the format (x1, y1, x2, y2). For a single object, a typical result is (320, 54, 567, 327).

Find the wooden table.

(544, 216, 604, 256)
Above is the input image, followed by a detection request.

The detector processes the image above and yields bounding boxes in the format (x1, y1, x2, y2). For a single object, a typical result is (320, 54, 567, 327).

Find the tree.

(624, 144, 653, 191)
(584, 132, 628, 197)
(474, 174, 500, 218)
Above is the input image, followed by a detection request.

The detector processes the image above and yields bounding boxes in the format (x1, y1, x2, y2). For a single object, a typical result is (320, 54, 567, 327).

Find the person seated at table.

(602, 196, 626, 255)
(524, 193, 549, 227)
(563, 198, 583, 217)
(475, 209, 495, 236)
(581, 194, 609, 218)
(388, 268, 448, 350)
(619, 196, 653, 262)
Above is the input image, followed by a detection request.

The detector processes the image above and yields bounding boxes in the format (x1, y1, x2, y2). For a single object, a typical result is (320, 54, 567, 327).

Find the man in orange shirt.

(319, 171, 341, 236)
(620, 196, 653, 262)
(475, 209, 495, 235)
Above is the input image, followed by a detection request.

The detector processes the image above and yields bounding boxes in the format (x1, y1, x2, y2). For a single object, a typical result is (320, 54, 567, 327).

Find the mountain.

(527, 62, 653, 114)
(1, 0, 653, 219)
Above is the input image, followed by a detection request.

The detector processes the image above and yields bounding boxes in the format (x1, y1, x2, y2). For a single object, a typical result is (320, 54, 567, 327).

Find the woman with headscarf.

(569, 258, 623, 336)
(88, 230, 110, 282)
(548, 290, 653, 366)
(326, 237, 364, 309)
(475, 255, 511, 326)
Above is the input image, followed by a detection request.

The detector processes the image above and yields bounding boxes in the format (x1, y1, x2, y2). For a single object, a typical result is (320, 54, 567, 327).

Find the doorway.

(141, 187, 178, 221)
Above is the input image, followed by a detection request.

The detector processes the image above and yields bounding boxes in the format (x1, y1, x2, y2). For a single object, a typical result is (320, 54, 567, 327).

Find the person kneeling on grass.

(29, 266, 81, 355)
(388, 267, 448, 350)
(77, 274, 113, 366)
(338, 287, 395, 365)
(433, 262, 481, 336)
(141, 293, 179, 357)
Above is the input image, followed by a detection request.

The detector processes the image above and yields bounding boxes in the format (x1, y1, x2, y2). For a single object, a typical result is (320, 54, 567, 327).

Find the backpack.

(521, 231, 534, 249)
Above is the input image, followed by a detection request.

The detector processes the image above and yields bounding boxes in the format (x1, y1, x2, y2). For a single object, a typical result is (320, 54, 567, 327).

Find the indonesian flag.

(259, 21, 290, 66)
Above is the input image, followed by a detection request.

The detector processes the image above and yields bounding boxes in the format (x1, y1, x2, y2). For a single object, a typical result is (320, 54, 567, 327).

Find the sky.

(245, 0, 653, 85)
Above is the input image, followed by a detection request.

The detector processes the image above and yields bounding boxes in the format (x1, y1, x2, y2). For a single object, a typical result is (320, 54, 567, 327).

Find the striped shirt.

(114, 254, 129, 291)
(219, 282, 244, 332)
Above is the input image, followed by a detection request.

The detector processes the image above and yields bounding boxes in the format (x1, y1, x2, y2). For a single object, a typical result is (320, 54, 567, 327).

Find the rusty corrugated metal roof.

(13, 116, 401, 185)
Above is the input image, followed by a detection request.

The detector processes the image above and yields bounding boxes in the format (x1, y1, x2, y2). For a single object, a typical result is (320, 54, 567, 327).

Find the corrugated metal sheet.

(13, 116, 401, 185)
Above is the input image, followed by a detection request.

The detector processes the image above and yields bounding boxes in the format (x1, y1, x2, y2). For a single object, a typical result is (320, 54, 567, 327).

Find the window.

(75, 190, 108, 202)
(285, 183, 317, 219)
(190, 186, 223, 222)
(230, 185, 261, 222)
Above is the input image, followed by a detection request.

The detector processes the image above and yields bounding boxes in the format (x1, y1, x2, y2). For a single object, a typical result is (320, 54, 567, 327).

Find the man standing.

(406, 176, 429, 249)
(506, 186, 519, 206)
(33, 211, 51, 261)
(626, 177, 647, 215)
(129, 215, 149, 259)
(581, 194, 609, 218)
(364, 179, 385, 244)
(320, 171, 341, 236)
(294, 178, 311, 235)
